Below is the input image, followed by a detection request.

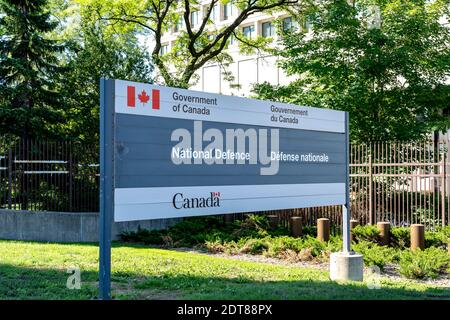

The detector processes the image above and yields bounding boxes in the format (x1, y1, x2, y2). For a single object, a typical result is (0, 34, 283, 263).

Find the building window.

(210, 4, 218, 21)
(229, 34, 235, 45)
(174, 18, 183, 32)
(444, 106, 450, 117)
(223, 3, 233, 20)
(282, 17, 294, 33)
(242, 25, 255, 39)
(304, 17, 312, 32)
(261, 21, 274, 38)
(191, 11, 199, 27)
(160, 44, 169, 55)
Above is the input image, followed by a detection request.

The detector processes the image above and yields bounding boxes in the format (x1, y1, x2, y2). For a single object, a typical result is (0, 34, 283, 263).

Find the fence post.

(68, 143, 73, 212)
(7, 147, 12, 209)
(350, 219, 359, 243)
(223, 214, 234, 224)
(442, 152, 446, 228)
(369, 153, 374, 225)
(267, 215, 279, 229)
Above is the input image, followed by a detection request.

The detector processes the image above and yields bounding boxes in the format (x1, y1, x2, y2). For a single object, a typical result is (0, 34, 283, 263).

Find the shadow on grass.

(0, 262, 449, 300)
(0, 239, 173, 249)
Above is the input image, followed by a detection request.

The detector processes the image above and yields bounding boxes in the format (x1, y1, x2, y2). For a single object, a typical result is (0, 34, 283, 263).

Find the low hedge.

(399, 248, 450, 279)
(120, 216, 450, 279)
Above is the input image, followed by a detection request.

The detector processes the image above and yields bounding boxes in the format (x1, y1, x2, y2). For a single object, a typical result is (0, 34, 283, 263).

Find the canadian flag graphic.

(127, 86, 160, 110)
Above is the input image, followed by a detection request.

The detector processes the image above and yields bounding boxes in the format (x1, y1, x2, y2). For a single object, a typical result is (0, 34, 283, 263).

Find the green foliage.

(120, 216, 450, 280)
(75, 0, 301, 88)
(120, 228, 167, 245)
(0, 0, 66, 139)
(425, 231, 449, 249)
(238, 238, 270, 255)
(60, 6, 153, 147)
(120, 215, 282, 248)
(352, 225, 380, 243)
(411, 208, 444, 227)
(230, 214, 271, 239)
(352, 241, 399, 270)
(207, 234, 340, 260)
(252, 0, 450, 141)
(390, 227, 411, 249)
(301, 225, 317, 237)
(0, 0, 154, 143)
(399, 248, 450, 279)
(433, 226, 450, 242)
(263, 236, 304, 258)
(326, 235, 343, 253)
(165, 216, 231, 246)
(443, 226, 450, 237)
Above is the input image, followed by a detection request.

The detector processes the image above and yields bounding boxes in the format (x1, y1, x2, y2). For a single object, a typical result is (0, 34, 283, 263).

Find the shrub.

(390, 227, 410, 249)
(231, 216, 264, 238)
(278, 248, 314, 262)
(119, 215, 272, 247)
(442, 226, 450, 237)
(301, 225, 317, 237)
(352, 241, 399, 270)
(399, 247, 450, 279)
(390, 227, 448, 249)
(262, 235, 329, 260)
(351, 225, 380, 243)
(167, 216, 230, 245)
(120, 228, 167, 245)
(425, 231, 448, 249)
(264, 236, 304, 258)
(326, 235, 343, 253)
(301, 236, 328, 257)
(238, 238, 269, 255)
(204, 240, 227, 253)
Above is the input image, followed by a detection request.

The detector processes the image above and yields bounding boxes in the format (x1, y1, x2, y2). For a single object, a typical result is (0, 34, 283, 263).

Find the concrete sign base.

(329, 251, 364, 282)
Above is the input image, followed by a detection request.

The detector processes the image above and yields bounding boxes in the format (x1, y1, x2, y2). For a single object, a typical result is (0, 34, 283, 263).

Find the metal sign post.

(99, 78, 114, 300)
(330, 111, 364, 282)
(342, 112, 351, 253)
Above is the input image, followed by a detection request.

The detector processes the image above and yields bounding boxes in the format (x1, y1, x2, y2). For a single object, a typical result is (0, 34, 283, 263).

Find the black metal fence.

(1, 139, 449, 230)
(0, 139, 99, 212)
(261, 140, 449, 231)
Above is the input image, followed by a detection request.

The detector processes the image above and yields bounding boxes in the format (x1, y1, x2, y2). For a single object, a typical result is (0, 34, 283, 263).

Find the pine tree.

(0, 0, 65, 139)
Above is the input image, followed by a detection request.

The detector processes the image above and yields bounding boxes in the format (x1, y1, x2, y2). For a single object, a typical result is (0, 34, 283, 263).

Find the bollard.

(350, 219, 359, 243)
(410, 224, 425, 251)
(290, 216, 302, 238)
(377, 221, 390, 246)
(267, 215, 279, 230)
(317, 218, 330, 242)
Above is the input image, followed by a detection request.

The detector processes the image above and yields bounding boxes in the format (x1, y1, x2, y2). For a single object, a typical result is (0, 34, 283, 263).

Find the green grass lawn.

(0, 240, 448, 300)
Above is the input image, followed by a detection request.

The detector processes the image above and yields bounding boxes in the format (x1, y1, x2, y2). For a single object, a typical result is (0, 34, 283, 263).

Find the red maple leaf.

(138, 90, 150, 104)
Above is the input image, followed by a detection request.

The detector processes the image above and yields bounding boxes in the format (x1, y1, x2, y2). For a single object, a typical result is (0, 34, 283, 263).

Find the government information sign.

(99, 78, 351, 299)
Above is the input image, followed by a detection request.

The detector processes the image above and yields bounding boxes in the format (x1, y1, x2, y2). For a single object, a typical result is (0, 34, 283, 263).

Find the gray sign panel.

(103, 79, 349, 222)
(116, 114, 346, 188)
